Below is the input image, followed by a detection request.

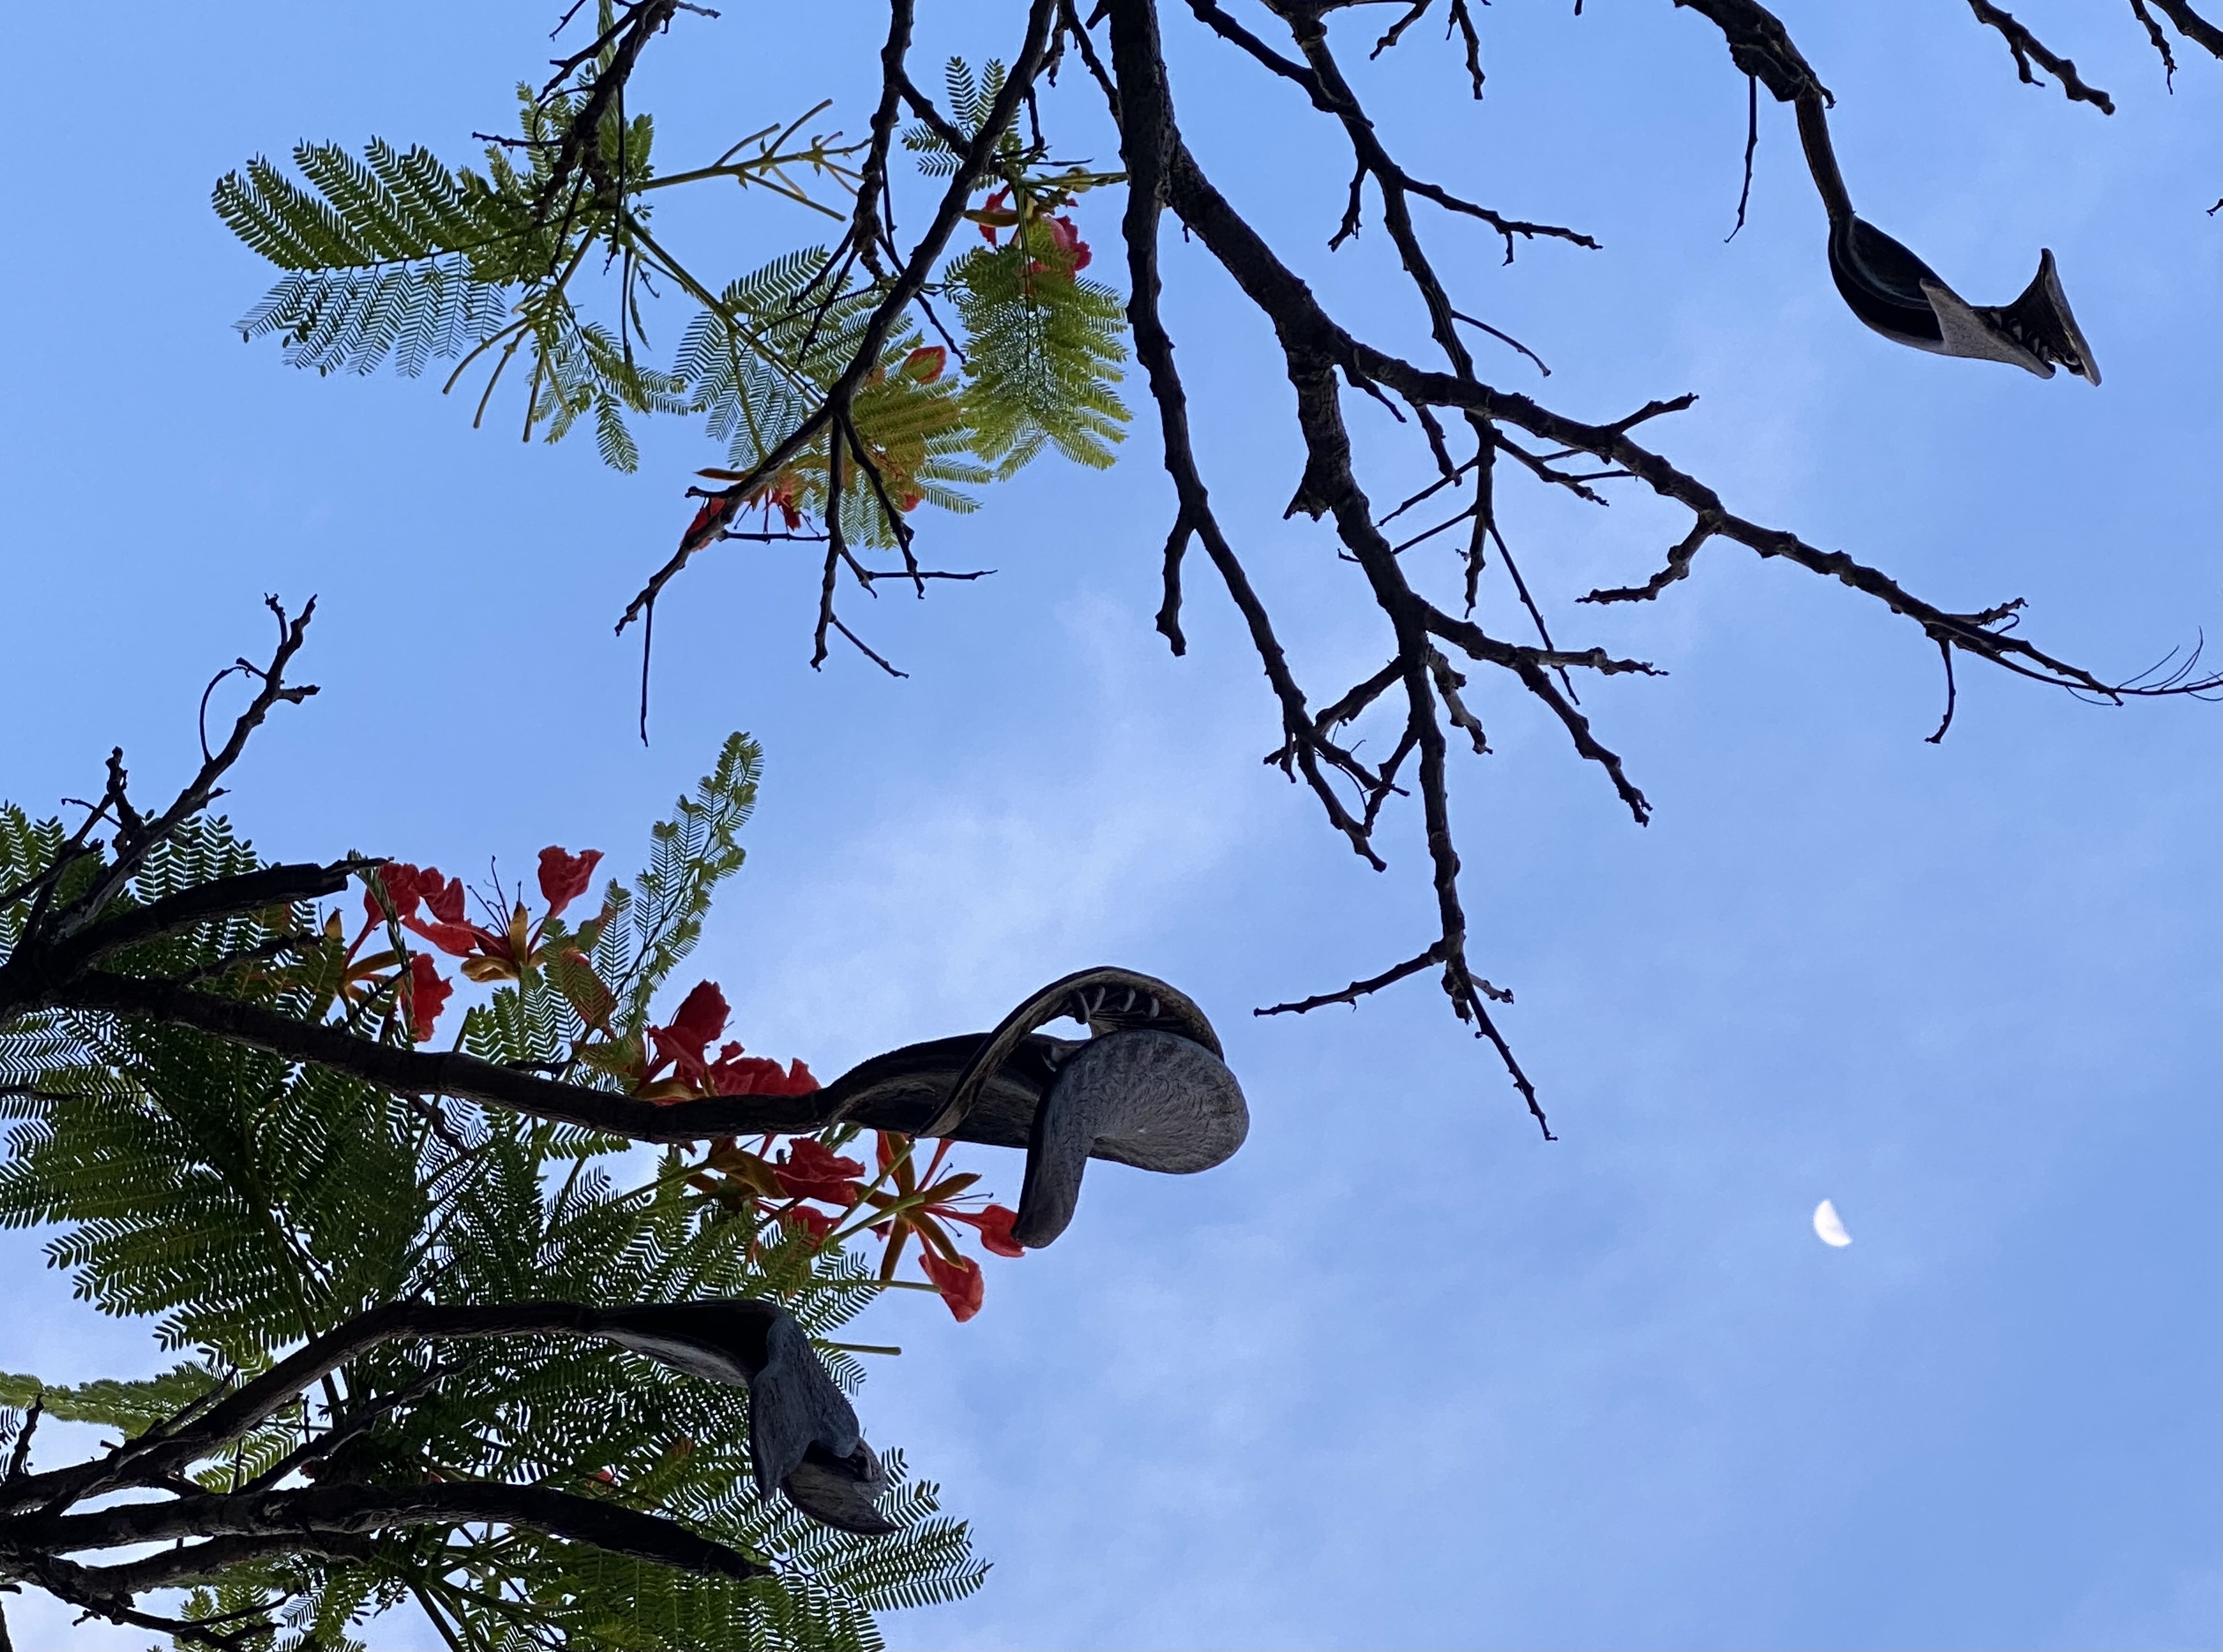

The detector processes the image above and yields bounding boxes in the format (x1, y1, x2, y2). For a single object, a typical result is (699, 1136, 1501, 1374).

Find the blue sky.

(1, 3, 2215, 1648)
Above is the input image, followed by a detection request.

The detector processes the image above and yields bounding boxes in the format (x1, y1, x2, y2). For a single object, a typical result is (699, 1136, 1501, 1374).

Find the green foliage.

(0, 805, 66, 956)
(216, 88, 682, 470)
(902, 55, 1133, 471)
(0, 739, 985, 1650)
(1, 1027, 426, 1356)
(215, 42, 1130, 518)
(0, 818, 422, 1359)
(949, 239, 1130, 473)
(216, 138, 519, 376)
(606, 728, 760, 1038)
(675, 252, 989, 546)
(899, 59, 1021, 178)
(0, 1359, 223, 1433)
(675, 249, 846, 466)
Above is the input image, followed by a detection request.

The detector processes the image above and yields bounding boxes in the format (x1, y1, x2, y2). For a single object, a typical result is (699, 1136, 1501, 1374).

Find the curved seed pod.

(1983, 249, 2098, 384)
(593, 1300, 777, 1386)
(590, 1301, 893, 1535)
(1011, 1029, 1249, 1249)
(1827, 218, 2097, 383)
(1921, 276, 2050, 374)
(1828, 215, 1948, 349)
(812, 968, 1228, 1156)
(779, 1440, 893, 1535)
(742, 1312, 882, 1529)
(917, 966, 1221, 1141)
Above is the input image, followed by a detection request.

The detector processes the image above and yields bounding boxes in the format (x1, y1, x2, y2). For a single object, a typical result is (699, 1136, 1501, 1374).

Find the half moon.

(1812, 1198, 1853, 1248)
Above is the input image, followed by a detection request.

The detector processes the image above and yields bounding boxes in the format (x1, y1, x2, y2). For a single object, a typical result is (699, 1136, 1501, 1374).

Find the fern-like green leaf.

(950, 238, 1130, 473)
(216, 141, 521, 377)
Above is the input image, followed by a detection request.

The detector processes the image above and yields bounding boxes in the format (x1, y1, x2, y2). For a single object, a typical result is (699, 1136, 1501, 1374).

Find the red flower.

(366, 862, 466, 934)
(537, 846, 603, 920)
(397, 867, 478, 957)
(780, 1204, 841, 1243)
(633, 983, 821, 1104)
(680, 491, 740, 554)
(949, 1202, 1025, 1259)
(422, 873, 467, 926)
(378, 852, 611, 992)
(403, 953, 451, 1044)
(648, 980, 730, 1090)
(903, 345, 946, 383)
(1046, 215, 1092, 271)
(775, 1137, 865, 1205)
(366, 861, 441, 926)
(411, 922, 482, 959)
(977, 188, 1011, 242)
(849, 1132, 1021, 1319)
(763, 477, 804, 530)
(669, 980, 730, 1044)
(706, 1044, 821, 1097)
(919, 1250, 984, 1322)
(332, 867, 453, 1032)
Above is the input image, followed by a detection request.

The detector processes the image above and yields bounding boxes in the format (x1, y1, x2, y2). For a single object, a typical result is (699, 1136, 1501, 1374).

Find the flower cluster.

(332, 847, 603, 1047)
(629, 979, 820, 1102)
(320, 913, 450, 1045)
(972, 188, 1093, 276)
(381, 846, 602, 984)
(687, 1129, 1023, 1322)
(676, 343, 951, 552)
(365, 849, 819, 1104)
(338, 852, 1021, 1322)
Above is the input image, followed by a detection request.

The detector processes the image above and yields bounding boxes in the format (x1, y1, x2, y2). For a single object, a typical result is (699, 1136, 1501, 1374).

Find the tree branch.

(1964, 0, 2116, 111)
(8, 1483, 766, 1583)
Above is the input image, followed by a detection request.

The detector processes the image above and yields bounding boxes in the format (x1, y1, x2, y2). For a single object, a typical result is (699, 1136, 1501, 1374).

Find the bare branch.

(1255, 942, 1447, 1015)
(51, 597, 318, 942)
(2140, 0, 2222, 58)
(617, 0, 1061, 637)
(1964, 0, 2117, 111)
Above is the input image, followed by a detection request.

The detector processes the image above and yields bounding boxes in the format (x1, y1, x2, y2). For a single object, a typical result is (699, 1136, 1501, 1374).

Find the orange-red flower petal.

(920, 1250, 984, 1322)
(537, 846, 604, 919)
